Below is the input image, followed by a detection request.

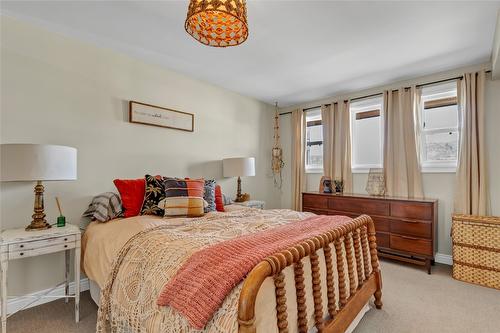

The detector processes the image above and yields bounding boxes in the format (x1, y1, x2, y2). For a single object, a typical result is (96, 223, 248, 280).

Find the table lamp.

(222, 157, 255, 202)
(1, 144, 77, 231)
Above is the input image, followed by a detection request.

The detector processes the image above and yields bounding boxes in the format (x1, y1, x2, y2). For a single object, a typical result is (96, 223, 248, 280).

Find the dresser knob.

(64, 245, 68, 248)
(20, 245, 24, 248)
(64, 238, 67, 241)
(20, 253, 24, 256)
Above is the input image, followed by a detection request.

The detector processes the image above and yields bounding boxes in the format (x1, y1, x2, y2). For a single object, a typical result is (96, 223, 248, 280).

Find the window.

(420, 82, 459, 172)
(350, 96, 384, 171)
(305, 108, 323, 172)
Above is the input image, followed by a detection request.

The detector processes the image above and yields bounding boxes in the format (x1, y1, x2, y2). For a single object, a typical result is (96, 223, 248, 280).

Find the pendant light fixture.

(185, 0, 248, 47)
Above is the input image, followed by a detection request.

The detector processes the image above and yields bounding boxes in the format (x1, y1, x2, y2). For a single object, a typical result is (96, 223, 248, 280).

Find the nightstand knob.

(64, 238, 68, 241)
(64, 245, 68, 248)
(20, 253, 24, 256)
(20, 245, 24, 248)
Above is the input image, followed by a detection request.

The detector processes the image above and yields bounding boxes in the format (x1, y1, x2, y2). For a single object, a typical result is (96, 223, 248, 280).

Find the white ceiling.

(2, 1, 499, 107)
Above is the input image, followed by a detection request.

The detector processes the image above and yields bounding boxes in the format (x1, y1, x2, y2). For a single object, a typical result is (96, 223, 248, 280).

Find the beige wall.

(279, 65, 500, 257)
(0, 16, 279, 296)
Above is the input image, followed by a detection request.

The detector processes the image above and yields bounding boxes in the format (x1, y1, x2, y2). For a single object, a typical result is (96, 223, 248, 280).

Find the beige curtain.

(292, 109, 306, 211)
(322, 101, 352, 192)
(321, 104, 333, 178)
(383, 88, 423, 198)
(454, 71, 489, 215)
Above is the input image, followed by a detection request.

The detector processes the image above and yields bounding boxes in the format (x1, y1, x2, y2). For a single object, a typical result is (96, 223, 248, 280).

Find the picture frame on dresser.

(302, 192, 438, 274)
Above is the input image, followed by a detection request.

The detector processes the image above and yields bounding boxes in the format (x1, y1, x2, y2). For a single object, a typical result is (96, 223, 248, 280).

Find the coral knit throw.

(157, 214, 352, 329)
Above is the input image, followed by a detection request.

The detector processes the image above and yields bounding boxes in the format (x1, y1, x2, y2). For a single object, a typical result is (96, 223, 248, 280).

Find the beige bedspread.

(82, 204, 249, 288)
(83, 207, 370, 333)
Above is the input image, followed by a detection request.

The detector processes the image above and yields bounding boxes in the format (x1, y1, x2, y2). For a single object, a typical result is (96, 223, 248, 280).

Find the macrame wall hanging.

(272, 102, 285, 189)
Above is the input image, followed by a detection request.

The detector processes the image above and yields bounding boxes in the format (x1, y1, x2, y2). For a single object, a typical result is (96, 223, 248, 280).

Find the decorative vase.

(366, 169, 385, 196)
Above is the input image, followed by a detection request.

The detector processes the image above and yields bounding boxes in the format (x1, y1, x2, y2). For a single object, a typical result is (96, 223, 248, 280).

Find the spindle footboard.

(238, 214, 382, 333)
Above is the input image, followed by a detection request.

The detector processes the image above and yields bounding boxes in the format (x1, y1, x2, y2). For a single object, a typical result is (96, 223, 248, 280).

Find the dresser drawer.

(390, 202, 433, 220)
(302, 194, 328, 209)
(390, 235, 432, 256)
(391, 220, 432, 239)
(376, 232, 390, 248)
(372, 216, 390, 232)
(329, 197, 390, 216)
(9, 242, 75, 260)
(9, 234, 76, 252)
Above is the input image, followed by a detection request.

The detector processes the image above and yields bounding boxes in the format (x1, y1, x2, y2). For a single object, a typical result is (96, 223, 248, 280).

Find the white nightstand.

(0, 224, 81, 333)
(233, 200, 265, 210)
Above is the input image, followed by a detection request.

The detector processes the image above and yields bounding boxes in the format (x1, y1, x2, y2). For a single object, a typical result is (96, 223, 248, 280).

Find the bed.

(82, 205, 382, 333)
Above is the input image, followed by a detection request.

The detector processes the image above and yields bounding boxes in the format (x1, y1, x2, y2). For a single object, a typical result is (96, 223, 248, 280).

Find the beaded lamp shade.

(185, 0, 248, 47)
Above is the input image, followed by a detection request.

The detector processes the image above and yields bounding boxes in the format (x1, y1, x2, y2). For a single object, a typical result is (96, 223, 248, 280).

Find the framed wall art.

(129, 101, 194, 132)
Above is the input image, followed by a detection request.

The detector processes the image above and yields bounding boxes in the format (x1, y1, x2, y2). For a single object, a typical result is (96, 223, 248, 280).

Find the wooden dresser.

(302, 192, 438, 274)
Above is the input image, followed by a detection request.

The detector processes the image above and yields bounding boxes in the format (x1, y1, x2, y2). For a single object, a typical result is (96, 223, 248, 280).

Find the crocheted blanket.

(157, 214, 352, 329)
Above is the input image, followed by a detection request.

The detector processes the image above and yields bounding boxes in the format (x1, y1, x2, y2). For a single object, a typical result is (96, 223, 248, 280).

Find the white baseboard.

(7, 278, 90, 315)
(435, 253, 453, 266)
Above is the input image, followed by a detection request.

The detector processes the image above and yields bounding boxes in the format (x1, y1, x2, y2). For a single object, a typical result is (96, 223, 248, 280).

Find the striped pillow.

(160, 197, 205, 217)
(163, 178, 205, 217)
(82, 192, 123, 222)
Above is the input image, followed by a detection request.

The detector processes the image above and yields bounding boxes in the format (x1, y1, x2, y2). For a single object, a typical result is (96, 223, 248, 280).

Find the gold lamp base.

(26, 181, 52, 231)
(233, 177, 250, 202)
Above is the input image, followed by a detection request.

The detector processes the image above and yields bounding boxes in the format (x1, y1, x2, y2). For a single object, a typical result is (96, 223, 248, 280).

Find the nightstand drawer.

(9, 242, 76, 260)
(9, 234, 76, 252)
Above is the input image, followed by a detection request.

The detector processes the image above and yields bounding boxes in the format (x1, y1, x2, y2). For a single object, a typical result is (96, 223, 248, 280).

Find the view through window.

(350, 96, 384, 170)
(305, 107, 323, 171)
(420, 81, 459, 171)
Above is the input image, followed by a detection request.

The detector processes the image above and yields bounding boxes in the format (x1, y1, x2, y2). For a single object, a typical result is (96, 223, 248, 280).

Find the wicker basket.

(451, 214, 500, 290)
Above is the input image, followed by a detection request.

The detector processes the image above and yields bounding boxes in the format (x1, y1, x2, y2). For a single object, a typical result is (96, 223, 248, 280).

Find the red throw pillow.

(215, 185, 224, 212)
(113, 178, 146, 218)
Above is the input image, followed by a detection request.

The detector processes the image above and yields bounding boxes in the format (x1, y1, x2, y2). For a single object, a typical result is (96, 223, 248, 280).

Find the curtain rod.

(279, 70, 491, 116)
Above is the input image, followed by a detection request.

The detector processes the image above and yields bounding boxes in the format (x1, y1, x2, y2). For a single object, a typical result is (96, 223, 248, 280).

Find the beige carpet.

(8, 260, 500, 333)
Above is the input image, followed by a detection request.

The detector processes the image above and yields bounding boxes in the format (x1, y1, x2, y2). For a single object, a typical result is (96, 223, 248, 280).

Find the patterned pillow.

(164, 177, 205, 198)
(203, 179, 216, 213)
(163, 178, 205, 217)
(140, 175, 166, 216)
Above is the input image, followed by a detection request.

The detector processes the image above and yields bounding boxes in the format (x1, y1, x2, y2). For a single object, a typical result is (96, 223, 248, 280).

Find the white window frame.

(305, 108, 323, 173)
(350, 97, 384, 173)
(419, 83, 459, 173)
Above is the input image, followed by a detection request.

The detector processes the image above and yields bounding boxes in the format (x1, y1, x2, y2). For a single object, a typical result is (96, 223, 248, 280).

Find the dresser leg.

(425, 259, 432, 275)
(65, 250, 70, 303)
(1, 256, 8, 333)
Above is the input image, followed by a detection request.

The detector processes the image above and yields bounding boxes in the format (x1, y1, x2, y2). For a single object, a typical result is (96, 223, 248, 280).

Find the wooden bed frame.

(237, 214, 382, 333)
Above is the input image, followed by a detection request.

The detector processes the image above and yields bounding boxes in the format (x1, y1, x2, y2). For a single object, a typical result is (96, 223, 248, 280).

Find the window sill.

(352, 168, 370, 174)
(305, 168, 324, 174)
(421, 166, 456, 173)
(352, 166, 383, 174)
(352, 166, 456, 174)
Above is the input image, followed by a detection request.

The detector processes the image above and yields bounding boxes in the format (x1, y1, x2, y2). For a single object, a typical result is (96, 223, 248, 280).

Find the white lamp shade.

(1, 144, 77, 181)
(223, 157, 255, 178)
